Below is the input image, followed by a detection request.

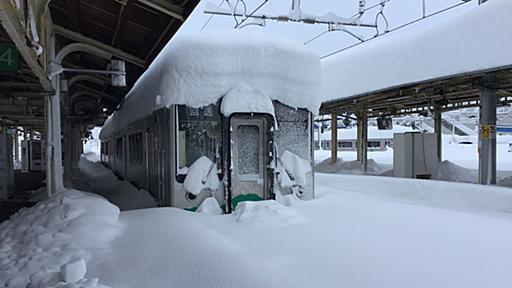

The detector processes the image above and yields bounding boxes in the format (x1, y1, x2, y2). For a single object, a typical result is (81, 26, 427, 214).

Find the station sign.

(0, 42, 20, 72)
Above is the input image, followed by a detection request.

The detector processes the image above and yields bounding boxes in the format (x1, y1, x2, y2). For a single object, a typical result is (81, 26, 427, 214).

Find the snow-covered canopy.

(321, 0, 512, 103)
(101, 30, 321, 139)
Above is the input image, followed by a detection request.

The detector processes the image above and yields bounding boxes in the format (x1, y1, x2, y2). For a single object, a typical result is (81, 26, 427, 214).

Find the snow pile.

(232, 200, 303, 225)
(77, 155, 156, 210)
(101, 29, 321, 139)
(0, 189, 120, 287)
(433, 160, 477, 183)
(322, 0, 512, 102)
(196, 197, 223, 215)
(276, 150, 312, 188)
(183, 156, 220, 195)
(315, 157, 391, 175)
(220, 84, 275, 118)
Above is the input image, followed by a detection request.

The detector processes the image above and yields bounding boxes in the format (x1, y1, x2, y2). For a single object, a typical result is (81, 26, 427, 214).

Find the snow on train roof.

(100, 30, 321, 139)
(322, 0, 512, 103)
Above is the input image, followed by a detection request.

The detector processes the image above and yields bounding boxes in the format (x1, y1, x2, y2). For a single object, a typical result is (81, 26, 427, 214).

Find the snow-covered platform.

(3, 162, 512, 288)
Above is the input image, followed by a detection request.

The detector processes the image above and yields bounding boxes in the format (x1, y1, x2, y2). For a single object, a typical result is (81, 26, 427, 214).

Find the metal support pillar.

(46, 34, 64, 195)
(331, 114, 338, 164)
(357, 109, 368, 172)
(478, 75, 498, 185)
(434, 106, 442, 162)
(13, 129, 19, 161)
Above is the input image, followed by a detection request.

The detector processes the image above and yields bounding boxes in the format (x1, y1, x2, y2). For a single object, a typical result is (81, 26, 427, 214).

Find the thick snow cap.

(322, 0, 512, 103)
(101, 29, 321, 139)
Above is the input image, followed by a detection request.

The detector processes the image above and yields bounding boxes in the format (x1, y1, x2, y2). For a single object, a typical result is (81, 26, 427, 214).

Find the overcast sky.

(178, 0, 478, 58)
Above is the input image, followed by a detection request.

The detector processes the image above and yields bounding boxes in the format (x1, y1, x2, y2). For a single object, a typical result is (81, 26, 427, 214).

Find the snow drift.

(0, 189, 121, 287)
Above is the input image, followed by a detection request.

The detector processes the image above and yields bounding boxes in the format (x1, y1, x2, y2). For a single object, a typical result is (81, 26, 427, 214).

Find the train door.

(147, 129, 158, 199)
(147, 123, 166, 206)
(229, 115, 272, 209)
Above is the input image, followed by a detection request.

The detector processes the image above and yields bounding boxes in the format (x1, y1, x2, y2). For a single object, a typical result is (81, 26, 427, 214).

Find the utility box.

(393, 132, 438, 179)
(0, 134, 14, 199)
(21, 140, 44, 171)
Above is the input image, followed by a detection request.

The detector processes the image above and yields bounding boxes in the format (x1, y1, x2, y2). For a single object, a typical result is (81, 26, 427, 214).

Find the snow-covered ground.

(7, 141, 512, 285)
(3, 155, 512, 287)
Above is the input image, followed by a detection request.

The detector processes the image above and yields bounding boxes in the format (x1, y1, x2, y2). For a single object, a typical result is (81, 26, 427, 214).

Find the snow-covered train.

(100, 30, 321, 212)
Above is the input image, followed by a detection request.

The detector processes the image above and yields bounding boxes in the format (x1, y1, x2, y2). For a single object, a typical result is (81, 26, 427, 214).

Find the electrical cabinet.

(393, 132, 438, 179)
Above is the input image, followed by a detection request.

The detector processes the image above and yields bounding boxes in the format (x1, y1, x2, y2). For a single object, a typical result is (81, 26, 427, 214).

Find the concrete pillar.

(434, 106, 442, 162)
(331, 114, 338, 164)
(357, 109, 368, 172)
(478, 75, 498, 185)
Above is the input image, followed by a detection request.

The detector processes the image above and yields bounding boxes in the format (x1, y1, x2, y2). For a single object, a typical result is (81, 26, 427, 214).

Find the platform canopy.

(0, 0, 200, 132)
(320, 0, 512, 117)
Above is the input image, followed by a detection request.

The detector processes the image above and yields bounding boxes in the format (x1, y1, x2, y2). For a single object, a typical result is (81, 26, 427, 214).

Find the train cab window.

(176, 104, 221, 182)
(115, 137, 123, 160)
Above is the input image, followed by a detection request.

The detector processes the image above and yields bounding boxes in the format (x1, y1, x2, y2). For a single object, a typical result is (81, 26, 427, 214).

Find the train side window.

(115, 137, 123, 160)
(128, 132, 143, 164)
(176, 104, 221, 183)
(368, 141, 381, 148)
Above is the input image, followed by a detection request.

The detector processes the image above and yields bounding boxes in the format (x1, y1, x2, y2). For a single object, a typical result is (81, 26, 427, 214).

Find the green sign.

(0, 42, 19, 72)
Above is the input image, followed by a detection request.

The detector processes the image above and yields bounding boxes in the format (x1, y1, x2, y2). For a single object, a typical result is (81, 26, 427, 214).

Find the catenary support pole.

(357, 109, 368, 172)
(434, 105, 442, 162)
(478, 74, 498, 185)
(331, 114, 337, 164)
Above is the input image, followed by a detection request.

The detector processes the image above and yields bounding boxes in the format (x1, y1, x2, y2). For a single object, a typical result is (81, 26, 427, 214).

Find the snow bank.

(0, 189, 120, 287)
(232, 200, 303, 225)
(322, 0, 512, 102)
(101, 29, 321, 139)
(77, 155, 156, 210)
(183, 156, 220, 195)
(315, 157, 391, 175)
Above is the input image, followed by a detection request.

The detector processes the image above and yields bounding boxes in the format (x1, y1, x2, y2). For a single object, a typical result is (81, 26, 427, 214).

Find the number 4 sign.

(0, 42, 19, 72)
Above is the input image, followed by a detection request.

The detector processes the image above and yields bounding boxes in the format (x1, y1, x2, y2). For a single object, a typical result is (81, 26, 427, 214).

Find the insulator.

(359, 0, 366, 14)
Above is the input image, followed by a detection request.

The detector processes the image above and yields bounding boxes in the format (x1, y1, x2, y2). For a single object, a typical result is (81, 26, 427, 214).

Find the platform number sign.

(0, 42, 19, 72)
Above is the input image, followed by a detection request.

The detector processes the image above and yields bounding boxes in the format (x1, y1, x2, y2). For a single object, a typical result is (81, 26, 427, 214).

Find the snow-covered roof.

(321, 0, 512, 103)
(100, 30, 321, 139)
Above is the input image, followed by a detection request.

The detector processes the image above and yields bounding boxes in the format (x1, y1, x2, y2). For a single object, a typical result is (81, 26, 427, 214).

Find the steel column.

(331, 114, 337, 164)
(357, 109, 368, 172)
(434, 106, 442, 162)
(478, 75, 498, 185)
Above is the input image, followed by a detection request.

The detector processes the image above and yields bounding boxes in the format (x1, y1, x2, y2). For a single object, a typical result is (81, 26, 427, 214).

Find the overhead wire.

(304, 0, 392, 46)
(235, 0, 270, 29)
(201, 0, 226, 31)
(320, 0, 473, 59)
